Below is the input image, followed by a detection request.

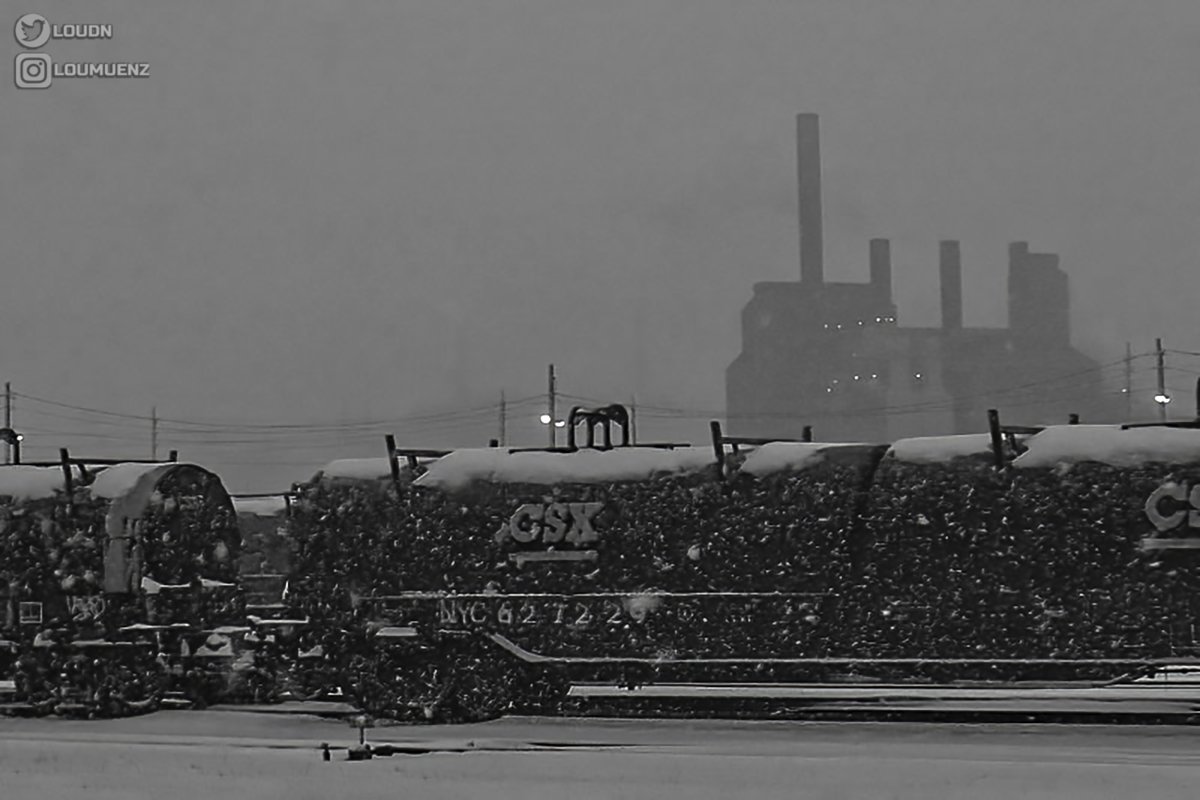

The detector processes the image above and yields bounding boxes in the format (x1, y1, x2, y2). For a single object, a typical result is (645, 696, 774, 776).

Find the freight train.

(278, 407, 1200, 721)
(4, 406, 1200, 721)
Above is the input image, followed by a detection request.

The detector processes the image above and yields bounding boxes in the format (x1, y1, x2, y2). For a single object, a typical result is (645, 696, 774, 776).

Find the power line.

(11, 390, 543, 433)
(15, 406, 504, 441)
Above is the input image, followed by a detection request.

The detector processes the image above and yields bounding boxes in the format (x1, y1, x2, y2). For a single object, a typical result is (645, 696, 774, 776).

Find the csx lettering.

(495, 502, 603, 545)
(1145, 482, 1200, 532)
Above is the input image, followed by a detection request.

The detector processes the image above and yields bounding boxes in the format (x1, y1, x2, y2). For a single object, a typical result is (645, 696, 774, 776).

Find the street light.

(537, 414, 567, 440)
(1154, 393, 1172, 405)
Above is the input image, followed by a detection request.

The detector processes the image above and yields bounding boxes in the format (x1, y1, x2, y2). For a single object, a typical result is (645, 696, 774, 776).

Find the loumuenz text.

(53, 62, 149, 78)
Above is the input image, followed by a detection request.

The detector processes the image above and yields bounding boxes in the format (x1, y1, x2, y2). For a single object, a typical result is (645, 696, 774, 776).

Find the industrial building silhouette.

(726, 114, 1116, 442)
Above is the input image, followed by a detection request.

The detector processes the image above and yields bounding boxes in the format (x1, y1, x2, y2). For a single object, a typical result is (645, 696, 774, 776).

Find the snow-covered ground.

(2, 712, 1200, 800)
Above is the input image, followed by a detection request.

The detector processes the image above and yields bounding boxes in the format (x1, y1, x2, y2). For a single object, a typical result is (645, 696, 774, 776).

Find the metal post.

(151, 406, 158, 461)
(59, 448, 74, 513)
(987, 409, 1004, 469)
(384, 434, 401, 491)
(709, 421, 726, 480)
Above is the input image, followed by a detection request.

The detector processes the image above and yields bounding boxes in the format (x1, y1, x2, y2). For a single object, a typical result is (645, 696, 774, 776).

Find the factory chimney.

(939, 240, 963, 332)
(870, 238, 892, 300)
(797, 113, 824, 285)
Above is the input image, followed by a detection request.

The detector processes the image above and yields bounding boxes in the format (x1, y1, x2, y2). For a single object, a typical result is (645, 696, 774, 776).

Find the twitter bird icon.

(21, 18, 44, 41)
(15, 13, 51, 49)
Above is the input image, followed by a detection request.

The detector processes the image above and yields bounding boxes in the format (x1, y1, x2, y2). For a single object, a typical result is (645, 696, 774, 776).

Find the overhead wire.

(10, 390, 543, 433)
(5, 352, 1173, 463)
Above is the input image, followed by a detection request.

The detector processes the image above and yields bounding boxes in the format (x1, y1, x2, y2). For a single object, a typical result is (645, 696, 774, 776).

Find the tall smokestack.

(939, 240, 962, 331)
(797, 113, 824, 285)
(869, 238, 891, 300)
(1009, 241, 1029, 264)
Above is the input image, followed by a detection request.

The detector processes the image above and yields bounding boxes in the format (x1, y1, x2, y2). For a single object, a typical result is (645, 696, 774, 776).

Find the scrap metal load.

(0, 461, 243, 716)
(9, 410, 1196, 722)
(866, 426, 1200, 680)
(285, 419, 1200, 722)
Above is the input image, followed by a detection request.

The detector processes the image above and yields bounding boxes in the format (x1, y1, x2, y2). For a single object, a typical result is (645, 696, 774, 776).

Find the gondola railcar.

(282, 410, 1200, 721)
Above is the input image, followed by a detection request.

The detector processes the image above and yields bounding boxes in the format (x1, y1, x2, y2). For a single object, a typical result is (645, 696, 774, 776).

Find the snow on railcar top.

(412, 446, 716, 490)
(87, 462, 178, 499)
(313, 456, 439, 482)
(1013, 425, 1200, 469)
(0, 461, 222, 505)
(886, 433, 997, 464)
(0, 465, 68, 500)
(231, 495, 289, 517)
(738, 441, 875, 476)
(315, 457, 394, 481)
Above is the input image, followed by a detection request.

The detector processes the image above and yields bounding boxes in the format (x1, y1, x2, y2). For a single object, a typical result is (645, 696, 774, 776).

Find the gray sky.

(3, 0, 1198, 491)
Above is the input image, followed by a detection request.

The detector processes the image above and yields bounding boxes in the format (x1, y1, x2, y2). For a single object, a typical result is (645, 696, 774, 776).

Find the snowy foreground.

(2, 711, 1200, 800)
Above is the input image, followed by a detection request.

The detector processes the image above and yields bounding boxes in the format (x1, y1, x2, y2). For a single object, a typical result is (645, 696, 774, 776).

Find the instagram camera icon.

(15, 53, 51, 89)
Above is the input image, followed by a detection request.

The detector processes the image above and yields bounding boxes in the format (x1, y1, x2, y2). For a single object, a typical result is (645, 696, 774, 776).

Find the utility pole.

(1155, 337, 1168, 423)
(3, 382, 9, 465)
(151, 406, 158, 461)
(1124, 342, 1133, 421)
(547, 364, 557, 448)
(498, 391, 507, 447)
(630, 394, 638, 444)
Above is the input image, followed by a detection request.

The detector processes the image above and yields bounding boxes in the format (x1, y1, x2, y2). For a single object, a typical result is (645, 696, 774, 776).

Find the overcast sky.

(3, 0, 1198, 491)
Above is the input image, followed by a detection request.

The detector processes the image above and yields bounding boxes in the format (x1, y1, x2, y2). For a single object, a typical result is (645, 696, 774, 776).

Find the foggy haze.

(2, 0, 1198, 491)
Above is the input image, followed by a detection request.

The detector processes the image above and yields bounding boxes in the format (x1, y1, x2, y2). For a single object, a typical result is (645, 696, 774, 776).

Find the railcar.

(282, 407, 1200, 721)
(0, 459, 244, 715)
(11, 407, 1199, 722)
(860, 424, 1200, 681)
